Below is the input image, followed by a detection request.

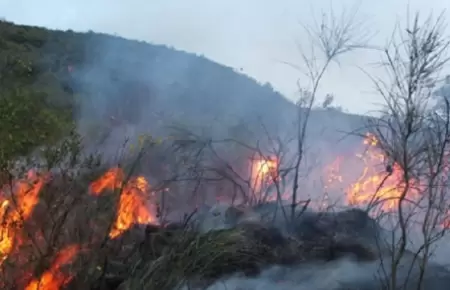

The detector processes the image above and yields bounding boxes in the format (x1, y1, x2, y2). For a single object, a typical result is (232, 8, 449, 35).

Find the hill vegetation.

(2, 11, 450, 290)
(0, 20, 366, 166)
(0, 20, 374, 290)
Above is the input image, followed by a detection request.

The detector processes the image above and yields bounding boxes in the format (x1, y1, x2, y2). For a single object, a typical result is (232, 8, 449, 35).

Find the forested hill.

(0, 20, 365, 163)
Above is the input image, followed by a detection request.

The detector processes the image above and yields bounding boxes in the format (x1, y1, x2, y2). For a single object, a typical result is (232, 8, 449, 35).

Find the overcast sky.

(1, 0, 449, 114)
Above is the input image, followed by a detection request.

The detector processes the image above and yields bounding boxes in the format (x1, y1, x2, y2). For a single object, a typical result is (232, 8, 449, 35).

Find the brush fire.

(0, 133, 447, 289)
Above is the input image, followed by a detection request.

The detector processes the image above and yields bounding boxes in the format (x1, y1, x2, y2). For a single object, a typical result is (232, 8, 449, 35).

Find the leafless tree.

(167, 124, 290, 206)
(158, 5, 372, 227)
(361, 12, 450, 289)
(281, 3, 371, 220)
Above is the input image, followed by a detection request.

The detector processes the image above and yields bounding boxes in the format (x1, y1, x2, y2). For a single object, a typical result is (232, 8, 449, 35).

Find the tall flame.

(24, 244, 80, 290)
(251, 157, 279, 193)
(0, 170, 45, 264)
(89, 167, 157, 238)
(345, 134, 419, 213)
(321, 133, 419, 214)
(0, 133, 436, 289)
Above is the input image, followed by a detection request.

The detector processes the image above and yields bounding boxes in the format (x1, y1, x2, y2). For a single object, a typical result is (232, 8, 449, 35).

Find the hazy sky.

(1, 0, 449, 114)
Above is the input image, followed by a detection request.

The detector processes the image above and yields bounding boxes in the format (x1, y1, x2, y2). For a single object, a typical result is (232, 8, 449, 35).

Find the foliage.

(0, 18, 374, 290)
(0, 88, 73, 168)
(0, 19, 352, 146)
(0, 19, 365, 169)
(0, 21, 78, 169)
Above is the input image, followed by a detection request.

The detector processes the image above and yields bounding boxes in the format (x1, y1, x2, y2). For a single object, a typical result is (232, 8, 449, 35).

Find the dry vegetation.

(1, 6, 450, 290)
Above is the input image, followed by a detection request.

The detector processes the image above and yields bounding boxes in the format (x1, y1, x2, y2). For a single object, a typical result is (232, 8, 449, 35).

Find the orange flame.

(24, 244, 80, 290)
(320, 133, 421, 214)
(345, 134, 419, 213)
(251, 157, 279, 192)
(90, 168, 157, 238)
(0, 170, 46, 263)
(89, 167, 123, 196)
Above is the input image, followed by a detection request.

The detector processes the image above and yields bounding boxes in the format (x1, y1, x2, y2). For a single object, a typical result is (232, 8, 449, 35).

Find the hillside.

(0, 20, 366, 164)
(3, 21, 450, 290)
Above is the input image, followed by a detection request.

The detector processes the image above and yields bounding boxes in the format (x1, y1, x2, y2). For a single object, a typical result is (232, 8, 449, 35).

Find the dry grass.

(121, 227, 267, 290)
(117, 220, 378, 290)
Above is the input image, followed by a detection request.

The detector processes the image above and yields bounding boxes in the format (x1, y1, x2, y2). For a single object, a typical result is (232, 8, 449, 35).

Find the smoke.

(51, 20, 450, 289)
(204, 256, 450, 290)
(205, 260, 378, 290)
(71, 34, 295, 149)
(62, 27, 387, 236)
(66, 28, 366, 192)
(179, 202, 450, 290)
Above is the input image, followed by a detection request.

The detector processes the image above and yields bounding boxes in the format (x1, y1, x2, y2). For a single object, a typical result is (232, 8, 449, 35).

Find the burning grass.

(0, 163, 140, 289)
(100, 219, 379, 290)
(0, 132, 431, 290)
(0, 161, 382, 290)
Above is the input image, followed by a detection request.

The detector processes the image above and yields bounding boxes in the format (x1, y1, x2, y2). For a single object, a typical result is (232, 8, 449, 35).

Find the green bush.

(0, 88, 72, 168)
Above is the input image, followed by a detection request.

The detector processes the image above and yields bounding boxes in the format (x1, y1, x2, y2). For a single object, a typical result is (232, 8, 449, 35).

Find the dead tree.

(363, 12, 450, 290)
(282, 3, 371, 220)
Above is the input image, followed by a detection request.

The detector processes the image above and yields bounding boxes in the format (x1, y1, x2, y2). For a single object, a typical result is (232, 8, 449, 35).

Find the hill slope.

(0, 20, 366, 161)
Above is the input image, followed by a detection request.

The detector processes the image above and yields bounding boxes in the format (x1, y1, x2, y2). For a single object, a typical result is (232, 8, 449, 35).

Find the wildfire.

(247, 134, 416, 213)
(89, 167, 158, 238)
(0, 133, 435, 289)
(322, 133, 418, 214)
(250, 157, 279, 193)
(0, 166, 158, 289)
(24, 244, 80, 290)
(89, 167, 124, 195)
(0, 170, 79, 290)
(0, 170, 46, 264)
(347, 163, 408, 211)
(346, 134, 420, 213)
